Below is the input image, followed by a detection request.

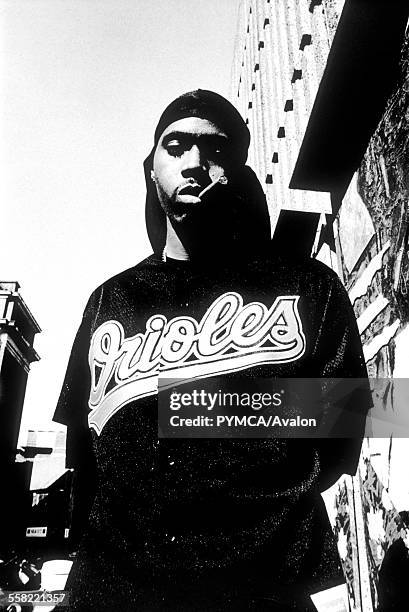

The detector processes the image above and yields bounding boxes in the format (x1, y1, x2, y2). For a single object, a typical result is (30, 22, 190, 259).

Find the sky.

(0, 0, 241, 435)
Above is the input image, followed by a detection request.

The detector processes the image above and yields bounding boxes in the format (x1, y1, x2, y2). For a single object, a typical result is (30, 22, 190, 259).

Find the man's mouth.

(176, 183, 203, 205)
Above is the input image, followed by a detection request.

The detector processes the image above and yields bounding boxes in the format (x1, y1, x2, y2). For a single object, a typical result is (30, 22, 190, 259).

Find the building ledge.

(290, 0, 409, 196)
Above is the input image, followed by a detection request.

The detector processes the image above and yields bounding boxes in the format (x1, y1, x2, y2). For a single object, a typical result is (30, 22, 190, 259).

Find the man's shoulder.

(299, 256, 342, 284)
(84, 254, 162, 308)
(98, 254, 160, 288)
(257, 251, 344, 288)
(293, 257, 349, 303)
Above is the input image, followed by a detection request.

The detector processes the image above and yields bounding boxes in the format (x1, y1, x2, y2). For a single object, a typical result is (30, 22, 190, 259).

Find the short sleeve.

(53, 289, 100, 469)
(312, 271, 373, 488)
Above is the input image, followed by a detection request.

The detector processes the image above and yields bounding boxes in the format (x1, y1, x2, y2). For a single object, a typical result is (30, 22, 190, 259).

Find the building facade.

(231, 0, 343, 265)
(0, 281, 41, 467)
(0, 281, 41, 553)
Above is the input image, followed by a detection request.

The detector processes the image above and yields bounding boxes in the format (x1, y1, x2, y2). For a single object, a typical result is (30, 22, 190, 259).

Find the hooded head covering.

(144, 89, 270, 256)
(153, 89, 250, 164)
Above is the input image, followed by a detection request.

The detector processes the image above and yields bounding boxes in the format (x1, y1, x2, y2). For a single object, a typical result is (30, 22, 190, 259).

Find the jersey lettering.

(88, 292, 305, 434)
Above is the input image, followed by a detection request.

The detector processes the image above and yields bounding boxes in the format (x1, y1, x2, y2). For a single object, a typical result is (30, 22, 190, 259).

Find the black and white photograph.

(1, 1, 409, 610)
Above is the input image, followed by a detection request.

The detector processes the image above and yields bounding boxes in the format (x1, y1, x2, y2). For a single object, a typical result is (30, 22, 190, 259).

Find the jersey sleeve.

(312, 270, 373, 489)
(53, 289, 100, 469)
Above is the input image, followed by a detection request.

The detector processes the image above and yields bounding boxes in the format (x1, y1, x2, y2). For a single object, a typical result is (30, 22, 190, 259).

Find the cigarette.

(198, 174, 228, 198)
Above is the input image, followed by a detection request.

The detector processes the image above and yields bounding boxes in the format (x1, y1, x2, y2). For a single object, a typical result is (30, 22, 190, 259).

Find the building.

(12, 429, 75, 555)
(231, 0, 343, 264)
(231, 1, 409, 610)
(25, 429, 67, 492)
(0, 281, 41, 553)
(0, 281, 40, 468)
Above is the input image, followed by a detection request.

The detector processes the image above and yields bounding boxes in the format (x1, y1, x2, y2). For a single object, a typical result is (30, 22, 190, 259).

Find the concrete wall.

(231, 0, 344, 229)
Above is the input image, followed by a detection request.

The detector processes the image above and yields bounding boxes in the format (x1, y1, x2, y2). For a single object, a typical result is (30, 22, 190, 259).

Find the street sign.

(26, 526, 47, 537)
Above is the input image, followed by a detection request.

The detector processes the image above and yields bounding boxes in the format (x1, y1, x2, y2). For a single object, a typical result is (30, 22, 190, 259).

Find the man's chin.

(168, 206, 204, 224)
(172, 213, 189, 223)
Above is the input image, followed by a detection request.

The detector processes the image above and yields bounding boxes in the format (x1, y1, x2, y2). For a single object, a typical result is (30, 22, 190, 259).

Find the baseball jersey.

(54, 252, 370, 610)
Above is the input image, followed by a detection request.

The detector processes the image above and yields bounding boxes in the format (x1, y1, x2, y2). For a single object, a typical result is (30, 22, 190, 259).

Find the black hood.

(144, 89, 270, 256)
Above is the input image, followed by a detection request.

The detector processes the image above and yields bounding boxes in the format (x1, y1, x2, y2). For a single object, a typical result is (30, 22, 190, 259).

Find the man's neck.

(165, 218, 190, 261)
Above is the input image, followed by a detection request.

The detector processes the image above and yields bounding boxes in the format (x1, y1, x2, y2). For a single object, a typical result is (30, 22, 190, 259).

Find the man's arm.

(312, 269, 372, 491)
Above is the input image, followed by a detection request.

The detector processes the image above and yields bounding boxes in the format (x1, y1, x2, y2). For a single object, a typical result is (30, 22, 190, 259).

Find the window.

(300, 34, 312, 51)
(309, 0, 323, 12)
(291, 69, 302, 83)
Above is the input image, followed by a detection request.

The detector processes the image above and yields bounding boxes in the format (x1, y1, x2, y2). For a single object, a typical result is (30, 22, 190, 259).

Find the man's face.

(152, 117, 231, 223)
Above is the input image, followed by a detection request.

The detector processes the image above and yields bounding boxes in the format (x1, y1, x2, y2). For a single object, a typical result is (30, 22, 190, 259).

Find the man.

(54, 90, 370, 611)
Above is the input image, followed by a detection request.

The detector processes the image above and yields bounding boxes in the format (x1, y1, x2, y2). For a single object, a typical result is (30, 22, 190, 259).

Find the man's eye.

(166, 141, 184, 156)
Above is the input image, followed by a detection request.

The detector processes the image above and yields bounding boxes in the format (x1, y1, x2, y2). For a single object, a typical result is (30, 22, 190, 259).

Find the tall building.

(231, 1, 409, 610)
(0, 281, 41, 552)
(231, 0, 344, 267)
(0, 281, 40, 468)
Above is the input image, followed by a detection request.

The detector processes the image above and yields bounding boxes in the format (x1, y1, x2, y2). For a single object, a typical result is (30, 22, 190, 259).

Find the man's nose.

(181, 144, 207, 176)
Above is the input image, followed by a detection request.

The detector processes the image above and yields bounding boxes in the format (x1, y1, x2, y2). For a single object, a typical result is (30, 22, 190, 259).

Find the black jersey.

(54, 253, 370, 611)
